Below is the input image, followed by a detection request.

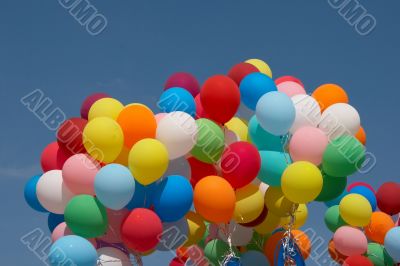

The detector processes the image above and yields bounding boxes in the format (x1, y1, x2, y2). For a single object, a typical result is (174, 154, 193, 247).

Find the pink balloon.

(155, 113, 167, 124)
(347, 182, 376, 193)
(277, 81, 306, 97)
(51, 222, 97, 247)
(275, 76, 304, 87)
(164, 72, 200, 97)
(62, 153, 101, 195)
(289, 127, 328, 165)
(333, 226, 367, 256)
(98, 209, 130, 243)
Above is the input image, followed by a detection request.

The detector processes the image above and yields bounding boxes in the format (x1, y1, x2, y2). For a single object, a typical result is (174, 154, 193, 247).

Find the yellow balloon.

(265, 186, 296, 217)
(225, 117, 249, 141)
(234, 184, 264, 224)
(281, 204, 308, 229)
(88, 98, 124, 120)
(281, 161, 323, 203)
(339, 194, 372, 227)
(254, 211, 281, 234)
(83, 117, 124, 163)
(128, 138, 169, 185)
(245, 59, 273, 78)
(113, 146, 130, 166)
(184, 211, 206, 247)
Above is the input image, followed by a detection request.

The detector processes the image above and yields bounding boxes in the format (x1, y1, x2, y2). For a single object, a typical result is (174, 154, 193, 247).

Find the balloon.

(157, 218, 189, 251)
(347, 182, 376, 193)
(355, 126, 367, 145)
(62, 153, 100, 195)
(239, 72, 277, 110)
(97, 247, 132, 266)
(240, 251, 270, 266)
(117, 104, 157, 148)
(315, 173, 347, 202)
(171, 257, 186, 266)
(88, 97, 124, 120)
(200, 75, 240, 124)
(322, 135, 365, 177)
(64, 195, 108, 238)
(234, 184, 264, 223)
(48, 213, 65, 232)
(41, 142, 70, 172)
(289, 95, 321, 133)
(125, 182, 157, 209)
(221, 141, 261, 188)
(121, 208, 163, 252)
(289, 127, 328, 165)
(366, 243, 394, 266)
(324, 205, 347, 232)
(24, 174, 47, 212)
(225, 117, 248, 141)
(275, 76, 304, 87)
(281, 161, 323, 203)
(95, 164, 135, 210)
(187, 157, 217, 186)
(48, 236, 97, 266)
(184, 211, 206, 247)
(193, 175, 236, 223)
(83, 117, 124, 163)
(265, 186, 295, 217)
(158, 87, 196, 116)
(190, 119, 224, 163)
(164, 72, 200, 97)
(218, 221, 253, 246)
(245, 59, 272, 77)
(194, 94, 209, 119)
(376, 182, 400, 215)
(263, 231, 284, 264)
(319, 103, 360, 140)
(349, 186, 377, 211)
(328, 239, 348, 264)
(333, 226, 368, 256)
(241, 205, 268, 228)
(113, 146, 130, 166)
(255, 91, 295, 136)
(291, 230, 311, 259)
(248, 115, 283, 151)
(153, 175, 193, 222)
(280, 204, 308, 229)
(312, 83, 349, 112)
(277, 81, 306, 98)
(325, 189, 349, 208)
(228, 62, 259, 86)
(128, 138, 169, 185)
(155, 113, 167, 124)
(80, 93, 110, 120)
(339, 194, 372, 226)
(98, 209, 129, 243)
(204, 239, 231, 265)
(51, 222, 97, 247)
(164, 156, 191, 178)
(36, 170, 75, 214)
(365, 212, 395, 244)
(57, 118, 87, 155)
(156, 111, 198, 159)
(384, 227, 400, 262)
(343, 255, 373, 266)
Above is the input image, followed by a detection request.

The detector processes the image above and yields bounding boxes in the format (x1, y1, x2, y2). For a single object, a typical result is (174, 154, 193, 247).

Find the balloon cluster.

(23, 58, 400, 266)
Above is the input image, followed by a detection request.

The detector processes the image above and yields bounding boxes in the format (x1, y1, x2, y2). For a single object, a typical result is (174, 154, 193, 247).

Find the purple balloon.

(164, 72, 200, 97)
(80, 93, 110, 119)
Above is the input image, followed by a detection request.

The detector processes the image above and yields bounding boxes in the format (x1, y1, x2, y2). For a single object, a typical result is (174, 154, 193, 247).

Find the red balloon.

(194, 94, 210, 119)
(121, 208, 163, 252)
(40, 142, 70, 172)
(164, 72, 200, 97)
(347, 182, 376, 193)
(376, 182, 400, 215)
(228, 62, 259, 86)
(343, 255, 373, 266)
(200, 75, 240, 124)
(221, 141, 261, 189)
(188, 157, 218, 187)
(80, 93, 109, 120)
(57, 118, 87, 155)
(169, 257, 186, 266)
(275, 76, 304, 87)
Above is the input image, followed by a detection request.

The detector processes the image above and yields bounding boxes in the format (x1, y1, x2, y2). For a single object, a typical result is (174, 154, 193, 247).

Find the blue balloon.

(384, 227, 400, 262)
(158, 87, 196, 116)
(325, 189, 349, 208)
(48, 235, 97, 266)
(153, 175, 193, 222)
(349, 186, 377, 211)
(125, 182, 157, 209)
(248, 115, 283, 152)
(94, 164, 135, 210)
(240, 72, 277, 110)
(24, 174, 47, 212)
(255, 91, 295, 136)
(157, 218, 189, 251)
(258, 151, 291, 186)
(48, 213, 65, 232)
(241, 251, 270, 266)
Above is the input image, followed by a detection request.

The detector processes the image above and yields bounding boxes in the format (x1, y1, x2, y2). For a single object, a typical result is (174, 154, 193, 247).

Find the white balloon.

(97, 247, 132, 266)
(156, 111, 198, 160)
(164, 156, 191, 179)
(36, 170, 75, 214)
(290, 95, 321, 133)
(218, 221, 253, 246)
(319, 103, 360, 140)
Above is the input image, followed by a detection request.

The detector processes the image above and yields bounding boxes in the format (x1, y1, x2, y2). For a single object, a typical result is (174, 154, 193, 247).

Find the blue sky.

(1, 0, 399, 265)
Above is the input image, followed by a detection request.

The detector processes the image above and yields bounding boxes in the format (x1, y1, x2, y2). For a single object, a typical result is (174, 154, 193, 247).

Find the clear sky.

(1, 1, 399, 265)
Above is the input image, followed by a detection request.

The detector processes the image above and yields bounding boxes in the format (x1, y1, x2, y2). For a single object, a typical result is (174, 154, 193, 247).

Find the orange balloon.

(355, 126, 367, 145)
(116, 104, 157, 148)
(194, 176, 236, 223)
(292, 230, 311, 259)
(328, 239, 347, 264)
(176, 246, 190, 262)
(312, 84, 349, 112)
(364, 212, 395, 244)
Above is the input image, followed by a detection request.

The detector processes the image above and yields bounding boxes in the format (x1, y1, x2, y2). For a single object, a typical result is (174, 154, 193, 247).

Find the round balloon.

(164, 72, 200, 97)
(339, 194, 372, 227)
(384, 227, 400, 262)
(98, 208, 129, 243)
(328, 239, 348, 264)
(257, 151, 290, 187)
(349, 185, 377, 211)
(264, 186, 295, 217)
(290, 95, 321, 133)
(228, 62, 259, 86)
(24, 174, 47, 212)
(184, 211, 206, 247)
(245, 59, 272, 77)
(80, 92, 110, 120)
(366, 243, 394, 266)
(48, 236, 97, 266)
(277, 81, 306, 98)
(280, 204, 308, 229)
(88, 97, 123, 120)
(158, 87, 196, 117)
(187, 157, 217, 187)
(234, 184, 264, 224)
(57, 118, 87, 155)
(41, 142, 70, 172)
(239, 72, 277, 110)
(315, 173, 347, 202)
(125, 182, 157, 210)
(275, 76, 304, 87)
(376, 182, 400, 215)
(324, 205, 347, 232)
(355, 126, 367, 145)
(204, 239, 231, 266)
(225, 117, 248, 141)
(333, 226, 368, 256)
(365, 212, 395, 244)
(97, 247, 132, 266)
(343, 255, 373, 266)
(312, 83, 348, 112)
(347, 182, 375, 193)
(248, 115, 283, 152)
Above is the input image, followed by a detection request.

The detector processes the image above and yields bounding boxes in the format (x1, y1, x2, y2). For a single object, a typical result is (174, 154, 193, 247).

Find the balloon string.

(282, 204, 299, 265)
(280, 134, 292, 164)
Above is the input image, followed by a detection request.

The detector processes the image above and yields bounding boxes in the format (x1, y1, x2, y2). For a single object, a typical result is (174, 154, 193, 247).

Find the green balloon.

(248, 115, 283, 152)
(246, 232, 271, 252)
(324, 205, 347, 232)
(191, 119, 224, 163)
(365, 243, 394, 266)
(315, 173, 347, 202)
(65, 195, 108, 238)
(204, 239, 237, 265)
(258, 151, 290, 186)
(322, 135, 365, 177)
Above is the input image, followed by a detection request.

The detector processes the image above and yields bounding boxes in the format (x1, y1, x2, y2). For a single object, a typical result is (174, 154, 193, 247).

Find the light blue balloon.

(384, 227, 400, 262)
(48, 235, 97, 266)
(241, 251, 270, 266)
(248, 115, 283, 152)
(157, 218, 189, 251)
(240, 72, 277, 110)
(125, 182, 157, 210)
(349, 186, 377, 211)
(24, 174, 48, 213)
(94, 164, 135, 210)
(325, 189, 349, 208)
(255, 91, 295, 136)
(158, 87, 196, 116)
(258, 151, 291, 186)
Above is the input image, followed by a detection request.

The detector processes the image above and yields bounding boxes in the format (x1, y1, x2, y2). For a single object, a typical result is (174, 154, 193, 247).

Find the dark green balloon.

(324, 205, 347, 232)
(65, 195, 108, 238)
(365, 243, 394, 266)
(246, 231, 271, 252)
(204, 239, 238, 265)
(322, 135, 365, 177)
(315, 173, 347, 202)
(191, 119, 224, 163)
